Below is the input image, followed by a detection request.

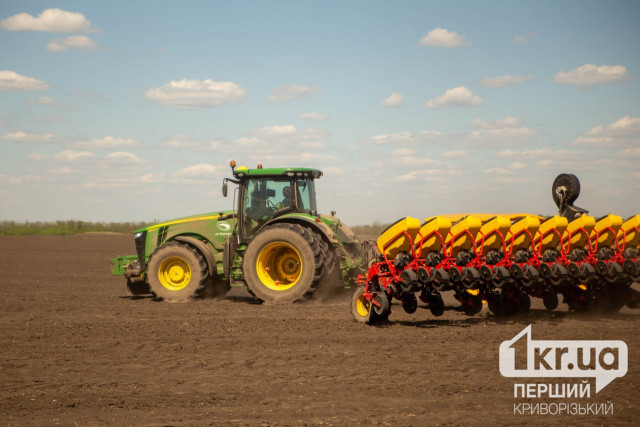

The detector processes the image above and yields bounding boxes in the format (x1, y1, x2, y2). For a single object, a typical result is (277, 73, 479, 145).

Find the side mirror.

(222, 181, 228, 197)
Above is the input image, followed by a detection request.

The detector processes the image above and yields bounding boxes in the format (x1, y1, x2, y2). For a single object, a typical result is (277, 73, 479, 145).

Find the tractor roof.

(232, 165, 323, 179)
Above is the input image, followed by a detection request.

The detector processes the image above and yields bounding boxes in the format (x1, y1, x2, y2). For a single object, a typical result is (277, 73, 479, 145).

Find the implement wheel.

(552, 173, 581, 207)
(147, 241, 208, 301)
(244, 223, 324, 303)
(351, 286, 374, 324)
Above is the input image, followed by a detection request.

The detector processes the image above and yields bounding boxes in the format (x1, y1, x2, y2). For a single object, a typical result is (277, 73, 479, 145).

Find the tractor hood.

(135, 210, 235, 233)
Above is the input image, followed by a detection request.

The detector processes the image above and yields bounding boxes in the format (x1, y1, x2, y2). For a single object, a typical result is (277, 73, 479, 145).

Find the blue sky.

(1, 1, 639, 225)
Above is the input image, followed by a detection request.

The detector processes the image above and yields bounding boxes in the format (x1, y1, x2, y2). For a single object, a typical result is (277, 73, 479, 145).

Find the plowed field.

(1, 234, 639, 425)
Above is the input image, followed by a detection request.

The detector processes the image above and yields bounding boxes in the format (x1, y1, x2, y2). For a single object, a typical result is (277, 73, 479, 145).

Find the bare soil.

(1, 234, 639, 425)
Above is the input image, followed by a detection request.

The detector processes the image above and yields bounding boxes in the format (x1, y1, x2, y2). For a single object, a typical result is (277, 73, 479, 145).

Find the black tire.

(243, 223, 324, 303)
(427, 293, 445, 317)
(312, 235, 345, 301)
(543, 291, 559, 311)
(351, 286, 374, 324)
(402, 293, 418, 314)
(146, 241, 208, 302)
(516, 291, 531, 313)
(461, 292, 483, 315)
(373, 291, 391, 319)
(552, 173, 581, 207)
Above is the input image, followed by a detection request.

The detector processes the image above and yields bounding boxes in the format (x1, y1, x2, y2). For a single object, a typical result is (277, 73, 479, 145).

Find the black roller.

(623, 259, 637, 276)
(539, 263, 552, 278)
(510, 263, 523, 279)
(552, 173, 581, 207)
(400, 269, 419, 292)
(479, 265, 493, 281)
(580, 263, 596, 278)
(552, 173, 589, 219)
(568, 262, 581, 278)
(448, 267, 463, 282)
(523, 265, 539, 285)
(417, 266, 431, 283)
(431, 269, 449, 291)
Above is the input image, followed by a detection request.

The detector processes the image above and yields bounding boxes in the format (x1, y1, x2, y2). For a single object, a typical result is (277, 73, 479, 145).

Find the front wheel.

(146, 241, 208, 302)
(243, 223, 324, 303)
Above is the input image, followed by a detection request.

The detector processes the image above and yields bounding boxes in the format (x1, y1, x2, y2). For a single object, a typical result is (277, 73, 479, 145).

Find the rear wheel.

(244, 223, 324, 303)
(147, 241, 208, 302)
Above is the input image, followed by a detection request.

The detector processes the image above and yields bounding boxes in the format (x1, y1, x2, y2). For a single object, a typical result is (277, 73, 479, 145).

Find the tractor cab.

(222, 161, 323, 242)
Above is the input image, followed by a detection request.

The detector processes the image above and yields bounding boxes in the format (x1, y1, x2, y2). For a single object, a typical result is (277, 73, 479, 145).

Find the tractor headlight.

(135, 232, 143, 239)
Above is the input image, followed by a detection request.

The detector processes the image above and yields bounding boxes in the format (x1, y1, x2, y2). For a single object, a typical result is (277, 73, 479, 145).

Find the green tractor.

(110, 161, 373, 303)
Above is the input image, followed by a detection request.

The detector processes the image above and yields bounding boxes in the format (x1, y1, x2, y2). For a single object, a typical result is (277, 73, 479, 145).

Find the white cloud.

(367, 130, 443, 145)
(238, 125, 327, 148)
(25, 96, 55, 106)
(419, 28, 470, 47)
(0, 70, 50, 91)
(478, 74, 534, 88)
(49, 166, 74, 175)
(141, 173, 165, 183)
(485, 162, 526, 176)
(259, 152, 338, 164)
(322, 166, 345, 175)
(299, 112, 328, 121)
(2, 130, 57, 143)
(442, 150, 468, 158)
(161, 134, 222, 151)
(267, 83, 320, 103)
(36, 112, 64, 123)
(105, 152, 143, 164)
(8, 175, 44, 184)
(145, 78, 247, 109)
(391, 156, 441, 167)
(485, 167, 511, 175)
(394, 167, 459, 182)
(391, 148, 414, 156)
(472, 117, 525, 129)
(470, 127, 534, 141)
(46, 35, 98, 52)
(163, 134, 193, 148)
(27, 153, 47, 162)
(426, 86, 484, 109)
(554, 64, 628, 85)
(512, 32, 538, 44)
(0, 8, 95, 33)
(468, 117, 533, 143)
(619, 147, 640, 157)
(176, 164, 218, 178)
(53, 150, 94, 162)
(73, 136, 139, 150)
(573, 116, 640, 146)
(381, 93, 404, 107)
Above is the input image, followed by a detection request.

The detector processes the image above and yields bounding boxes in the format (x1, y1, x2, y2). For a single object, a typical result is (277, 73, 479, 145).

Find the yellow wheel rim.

(158, 256, 192, 291)
(256, 242, 302, 291)
(356, 293, 371, 317)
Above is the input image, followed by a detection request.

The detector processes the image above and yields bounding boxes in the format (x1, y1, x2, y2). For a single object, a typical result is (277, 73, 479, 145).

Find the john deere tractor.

(111, 161, 372, 302)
